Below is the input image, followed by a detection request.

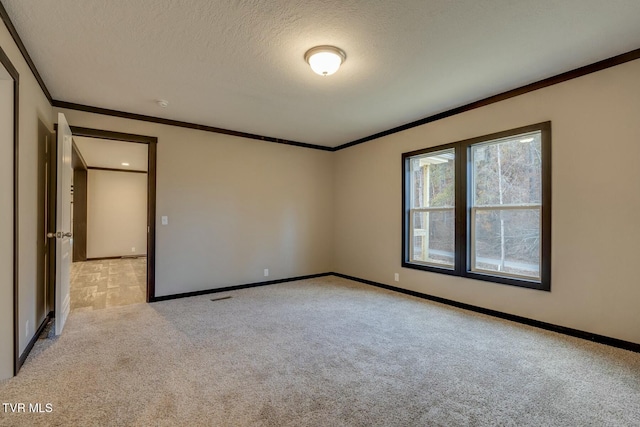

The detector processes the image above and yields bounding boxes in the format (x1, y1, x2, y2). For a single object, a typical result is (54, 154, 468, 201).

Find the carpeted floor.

(1, 276, 639, 426)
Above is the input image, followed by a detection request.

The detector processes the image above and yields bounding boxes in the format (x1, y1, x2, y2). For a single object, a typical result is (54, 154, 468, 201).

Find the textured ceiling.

(74, 137, 148, 171)
(3, 0, 640, 147)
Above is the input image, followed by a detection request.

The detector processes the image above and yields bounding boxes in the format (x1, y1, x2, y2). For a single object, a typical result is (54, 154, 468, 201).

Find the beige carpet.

(1, 276, 639, 426)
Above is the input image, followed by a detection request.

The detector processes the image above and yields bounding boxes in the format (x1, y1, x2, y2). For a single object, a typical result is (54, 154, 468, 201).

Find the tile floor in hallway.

(70, 257, 147, 311)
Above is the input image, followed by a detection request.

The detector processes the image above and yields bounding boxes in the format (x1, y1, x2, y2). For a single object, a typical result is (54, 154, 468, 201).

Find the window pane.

(410, 149, 455, 208)
(473, 209, 540, 279)
(411, 210, 455, 268)
(472, 132, 541, 206)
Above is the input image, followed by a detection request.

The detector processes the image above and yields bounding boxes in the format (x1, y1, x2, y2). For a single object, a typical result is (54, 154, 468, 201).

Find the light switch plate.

(161, 216, 168, 225)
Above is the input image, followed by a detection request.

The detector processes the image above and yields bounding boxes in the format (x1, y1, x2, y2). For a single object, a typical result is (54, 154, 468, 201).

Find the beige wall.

(54, 107, 335, 297)
(87, 170, 148, 258)
(334, 59, 640, 345)
(1, 19, 54, 377)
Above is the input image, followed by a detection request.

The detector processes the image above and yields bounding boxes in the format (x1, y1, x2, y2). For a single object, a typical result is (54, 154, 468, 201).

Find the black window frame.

(402, 122, 551, 291)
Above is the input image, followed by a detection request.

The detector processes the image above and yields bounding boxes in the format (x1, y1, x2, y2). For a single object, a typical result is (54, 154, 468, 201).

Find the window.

(403, 122, 551, 290)
(408, 148, 456, 268)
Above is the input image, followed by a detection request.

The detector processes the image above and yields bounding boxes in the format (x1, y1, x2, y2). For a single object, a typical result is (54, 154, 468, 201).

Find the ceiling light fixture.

(121, 162, 130, 166)
(304, 45, 346, 76)
(156, 99, 169, 108)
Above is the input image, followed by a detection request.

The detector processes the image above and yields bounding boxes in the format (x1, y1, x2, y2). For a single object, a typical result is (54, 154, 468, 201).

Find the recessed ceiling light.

(121, 162, 130, 166)
(304, 45, 346, 76)
(156, 99, 169, 108)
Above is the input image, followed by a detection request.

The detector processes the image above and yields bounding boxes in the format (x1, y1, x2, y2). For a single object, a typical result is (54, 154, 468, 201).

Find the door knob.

(47, 232, 72, 238)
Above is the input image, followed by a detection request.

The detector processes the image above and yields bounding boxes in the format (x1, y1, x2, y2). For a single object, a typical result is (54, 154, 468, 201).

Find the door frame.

(71, 140, 88, 262)
(51, 125, 158, 303)
(1, 47, 20, 376)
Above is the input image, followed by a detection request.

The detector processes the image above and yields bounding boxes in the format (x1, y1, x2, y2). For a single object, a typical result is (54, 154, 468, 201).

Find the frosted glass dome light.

(304, 46, 346, 76)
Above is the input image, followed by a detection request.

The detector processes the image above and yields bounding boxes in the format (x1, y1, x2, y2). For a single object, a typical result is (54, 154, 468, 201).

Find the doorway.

(71, 136, 151, 309)
(51, 126, 157, 317)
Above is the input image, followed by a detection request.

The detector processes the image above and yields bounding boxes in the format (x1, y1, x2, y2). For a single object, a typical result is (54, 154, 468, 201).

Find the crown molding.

(334, 47, 640, 151)
(52, 100, 333, 151)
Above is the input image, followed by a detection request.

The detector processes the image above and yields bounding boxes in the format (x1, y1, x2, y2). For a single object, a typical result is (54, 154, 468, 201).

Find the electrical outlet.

(26, 320, 29, 337)
(131, 247, 136, 252)
(264, 268, 269, 277)
(394, 273, 399, 282)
